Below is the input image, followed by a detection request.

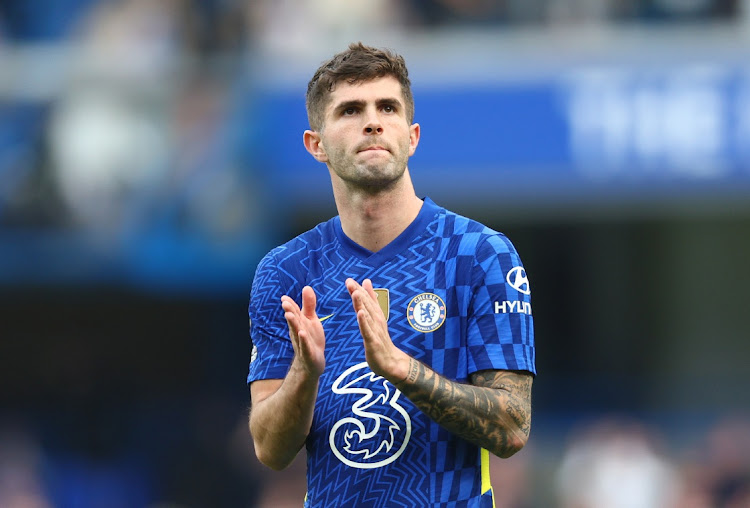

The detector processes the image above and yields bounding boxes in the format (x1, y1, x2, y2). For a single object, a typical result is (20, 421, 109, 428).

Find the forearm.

(394, 359, 532, 458)
(250, 365, 320, 470)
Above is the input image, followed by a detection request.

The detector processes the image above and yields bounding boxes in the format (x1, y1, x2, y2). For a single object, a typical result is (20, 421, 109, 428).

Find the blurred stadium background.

(1, 0, 750, 506)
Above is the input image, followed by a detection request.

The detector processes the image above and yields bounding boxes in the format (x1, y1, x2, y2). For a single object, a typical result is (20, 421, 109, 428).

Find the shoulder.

(438, 207, 517, 257)
(259, 218, 337, 266)
(253, 217, 338, 284)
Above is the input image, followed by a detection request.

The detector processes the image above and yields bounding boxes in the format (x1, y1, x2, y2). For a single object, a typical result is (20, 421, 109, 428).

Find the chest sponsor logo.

(406, 293, 446, 333)
(329, 362, 411, 469)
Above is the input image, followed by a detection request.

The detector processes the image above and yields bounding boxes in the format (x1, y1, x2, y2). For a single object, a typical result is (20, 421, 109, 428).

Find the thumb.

(300, 286, 318, 319)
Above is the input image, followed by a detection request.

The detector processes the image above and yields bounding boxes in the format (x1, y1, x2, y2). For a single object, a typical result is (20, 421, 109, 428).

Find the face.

(304, 76, 420, 192)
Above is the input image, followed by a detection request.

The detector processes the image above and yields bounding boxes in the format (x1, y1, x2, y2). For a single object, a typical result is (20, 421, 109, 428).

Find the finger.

(281, 295, 301, 315)
(356, 308, 375, 341)
(286, 310, 303, 336)
(285, 312, 302, 355)
(362, 279, 378, 301)
(355, 286, 382, 320)
(282, 302, 302, 337)
(345, 278, 360, 296)
(359, 292, 386, 333)
(300, 286, 318, 319)
(282, 303, 299, 323)
(361, 280, 386, 320)
(347, 279, 364, 311)
(352, 287, 370, 314)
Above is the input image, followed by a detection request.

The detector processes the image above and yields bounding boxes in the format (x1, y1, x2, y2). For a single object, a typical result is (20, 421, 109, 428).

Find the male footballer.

(247, 42, 535, 507)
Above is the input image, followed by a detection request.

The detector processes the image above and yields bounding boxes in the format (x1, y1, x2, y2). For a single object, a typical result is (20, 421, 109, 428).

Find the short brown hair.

(305, 42, 414, 132)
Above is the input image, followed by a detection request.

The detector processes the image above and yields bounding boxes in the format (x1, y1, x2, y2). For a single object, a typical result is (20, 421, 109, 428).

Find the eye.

(343, 107, 357, 116)
(382, 105, 395, 113)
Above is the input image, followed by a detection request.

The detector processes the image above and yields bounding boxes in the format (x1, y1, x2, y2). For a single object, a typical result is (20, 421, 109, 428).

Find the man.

(248, 42, 535, 507)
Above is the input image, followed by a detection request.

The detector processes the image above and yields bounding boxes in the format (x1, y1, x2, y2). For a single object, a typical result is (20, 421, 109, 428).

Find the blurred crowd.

(2, 411, 749, 507)
(0, 0, 746, 45)
(0, 0, 748, 235)
(553, 416, 750, 508)
(0, 0, 253, 238)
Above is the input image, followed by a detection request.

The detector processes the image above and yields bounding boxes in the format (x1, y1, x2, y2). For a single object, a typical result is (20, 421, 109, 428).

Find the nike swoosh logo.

(319, 314, 334, 323)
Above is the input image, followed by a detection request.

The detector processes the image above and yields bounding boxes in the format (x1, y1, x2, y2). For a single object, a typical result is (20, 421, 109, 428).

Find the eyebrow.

(331, 97, 403, 115)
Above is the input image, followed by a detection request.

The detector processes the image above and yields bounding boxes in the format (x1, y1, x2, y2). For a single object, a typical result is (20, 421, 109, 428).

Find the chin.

(355, 174, 403, 193)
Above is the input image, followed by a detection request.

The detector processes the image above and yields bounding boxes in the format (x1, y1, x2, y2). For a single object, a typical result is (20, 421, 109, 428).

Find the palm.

(281, 286, 326, 376)
(299, 311, 326, 372)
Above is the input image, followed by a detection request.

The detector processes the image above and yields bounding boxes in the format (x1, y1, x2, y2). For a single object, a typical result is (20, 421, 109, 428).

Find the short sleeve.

(466, 234, 535, 375)
(247, 251, 294, 384)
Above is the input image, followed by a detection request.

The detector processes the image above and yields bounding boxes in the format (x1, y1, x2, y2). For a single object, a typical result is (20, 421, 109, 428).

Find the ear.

(303, 130, 328, 163)
(408, 123, 420, 157)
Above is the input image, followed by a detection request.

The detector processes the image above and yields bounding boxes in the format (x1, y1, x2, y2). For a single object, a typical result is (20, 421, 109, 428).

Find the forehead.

(326, 75, 404, 110)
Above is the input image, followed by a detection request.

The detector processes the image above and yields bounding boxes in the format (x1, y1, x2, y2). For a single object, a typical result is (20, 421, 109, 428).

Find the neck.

(332, 169, 423, 252)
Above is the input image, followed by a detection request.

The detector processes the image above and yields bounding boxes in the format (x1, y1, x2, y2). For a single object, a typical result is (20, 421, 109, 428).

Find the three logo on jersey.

(329, 363, 412, 469)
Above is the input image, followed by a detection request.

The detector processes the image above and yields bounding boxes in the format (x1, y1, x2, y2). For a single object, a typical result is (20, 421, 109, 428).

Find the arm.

(249, 286, 325, 470)
(346, 278, 533, 458)
(396, 362, 532, 458)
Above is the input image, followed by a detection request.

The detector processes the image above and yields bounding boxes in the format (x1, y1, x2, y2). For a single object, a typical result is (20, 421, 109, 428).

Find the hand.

(346, 278, 410, 382)
(281, 286, 326, 378)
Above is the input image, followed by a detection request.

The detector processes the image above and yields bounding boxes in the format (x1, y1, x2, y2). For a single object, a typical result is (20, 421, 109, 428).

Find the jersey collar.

(333, 197, 441, 265)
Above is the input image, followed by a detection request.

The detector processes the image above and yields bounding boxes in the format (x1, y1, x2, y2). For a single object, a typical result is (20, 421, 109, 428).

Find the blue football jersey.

(248, 197, 535, 508)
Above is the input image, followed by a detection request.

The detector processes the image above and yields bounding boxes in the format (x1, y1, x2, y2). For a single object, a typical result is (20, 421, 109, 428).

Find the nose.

(363, 108, 383, 135)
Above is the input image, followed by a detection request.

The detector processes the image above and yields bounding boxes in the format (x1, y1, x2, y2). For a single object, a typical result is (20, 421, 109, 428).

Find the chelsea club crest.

(406, 293, 446, 333)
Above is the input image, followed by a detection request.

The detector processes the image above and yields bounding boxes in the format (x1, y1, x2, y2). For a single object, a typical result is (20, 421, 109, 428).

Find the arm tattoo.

(394, 359, 533, 458)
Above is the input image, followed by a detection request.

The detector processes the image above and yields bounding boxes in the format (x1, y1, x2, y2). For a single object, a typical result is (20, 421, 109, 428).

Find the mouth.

(358, 145, 389, 154)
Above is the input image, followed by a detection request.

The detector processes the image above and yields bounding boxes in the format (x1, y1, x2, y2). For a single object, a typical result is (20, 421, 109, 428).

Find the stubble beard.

(331, 141, 410, 194)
